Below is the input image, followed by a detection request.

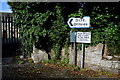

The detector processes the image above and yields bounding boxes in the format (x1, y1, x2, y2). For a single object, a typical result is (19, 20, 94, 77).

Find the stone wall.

(31, 43, 120, 74)
(31, 46, 48, 63)
(66, 43, 120, 74)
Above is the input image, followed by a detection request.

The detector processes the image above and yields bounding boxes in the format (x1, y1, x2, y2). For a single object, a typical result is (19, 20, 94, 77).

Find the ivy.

(49, 5, 68, 59)
(8, 2, 120, 58)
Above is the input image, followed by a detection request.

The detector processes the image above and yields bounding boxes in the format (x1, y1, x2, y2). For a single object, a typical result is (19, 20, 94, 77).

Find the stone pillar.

(61, 48, 65, 61)
(77, 49, 82, 67)
(68, 45, 76, 65)
(31, 46, 48, 63)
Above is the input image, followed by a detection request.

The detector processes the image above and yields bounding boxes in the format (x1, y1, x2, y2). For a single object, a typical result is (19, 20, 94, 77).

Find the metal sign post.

(70, 31, 77, 66)
(73, 42, 76, 65)
(81, 43, 84, 68)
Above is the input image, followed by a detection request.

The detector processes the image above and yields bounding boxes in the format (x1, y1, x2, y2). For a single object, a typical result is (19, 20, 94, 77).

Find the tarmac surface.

(2, 58, 85, 80)
(2, 58, 119, 80)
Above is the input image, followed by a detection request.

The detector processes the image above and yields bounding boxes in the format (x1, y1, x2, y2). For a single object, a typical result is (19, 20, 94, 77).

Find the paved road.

(2, 61, 85, 79)
(2, 58, 118, 80)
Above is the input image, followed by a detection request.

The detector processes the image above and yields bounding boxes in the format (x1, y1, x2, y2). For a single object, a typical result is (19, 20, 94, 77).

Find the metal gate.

(1, 16, 19, 57)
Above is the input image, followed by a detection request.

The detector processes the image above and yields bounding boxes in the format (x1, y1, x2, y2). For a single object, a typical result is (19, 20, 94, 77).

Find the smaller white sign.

(76, 32, 91, 43)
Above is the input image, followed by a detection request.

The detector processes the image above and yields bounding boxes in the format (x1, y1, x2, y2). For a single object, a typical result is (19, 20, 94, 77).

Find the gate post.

(0, 16, 2, 80)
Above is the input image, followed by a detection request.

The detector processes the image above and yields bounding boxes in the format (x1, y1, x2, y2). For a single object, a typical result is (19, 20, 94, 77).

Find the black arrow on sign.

(69, 18, 73, 26)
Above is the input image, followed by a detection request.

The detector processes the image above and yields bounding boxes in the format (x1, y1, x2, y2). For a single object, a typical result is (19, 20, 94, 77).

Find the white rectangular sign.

(67, 16, 90, 28)
(76, 32, 91, 43)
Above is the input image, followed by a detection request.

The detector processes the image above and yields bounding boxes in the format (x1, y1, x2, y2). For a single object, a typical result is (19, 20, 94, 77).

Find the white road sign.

(76, 32, 91, 43)
(67, 16, 90, 28)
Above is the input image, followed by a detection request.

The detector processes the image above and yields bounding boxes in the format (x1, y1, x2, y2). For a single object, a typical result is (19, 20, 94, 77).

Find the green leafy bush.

(8, 2, 120, 58)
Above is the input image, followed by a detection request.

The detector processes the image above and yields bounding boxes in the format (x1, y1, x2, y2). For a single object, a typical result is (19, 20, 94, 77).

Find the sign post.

(73, 41, 76, 65)
(76, 32, 91, 68)
(68, 16, 91, 68)
(81, 43, 84, 68)
(70, 31, 77, 65)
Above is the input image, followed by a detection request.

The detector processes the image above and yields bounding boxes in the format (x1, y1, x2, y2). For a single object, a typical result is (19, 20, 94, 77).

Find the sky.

(0, 1, 12, 13)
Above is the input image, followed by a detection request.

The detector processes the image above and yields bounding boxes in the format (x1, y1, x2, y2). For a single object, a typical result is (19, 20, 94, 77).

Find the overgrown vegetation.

(8, 2, 120, 60)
